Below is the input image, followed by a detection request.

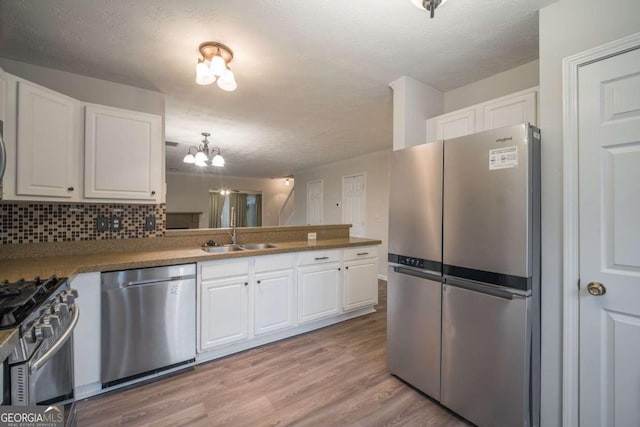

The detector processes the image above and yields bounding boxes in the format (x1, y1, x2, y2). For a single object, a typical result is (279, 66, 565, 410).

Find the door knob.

(587, 282, 606, 296)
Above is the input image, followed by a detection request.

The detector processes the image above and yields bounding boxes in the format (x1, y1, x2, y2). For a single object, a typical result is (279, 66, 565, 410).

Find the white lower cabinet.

(254, 269, 294, 335)
(343, 246, 379, 311)
(71, 272, 101, 396)
(297, 262, 341, 324)
(199, 260, 250, 352)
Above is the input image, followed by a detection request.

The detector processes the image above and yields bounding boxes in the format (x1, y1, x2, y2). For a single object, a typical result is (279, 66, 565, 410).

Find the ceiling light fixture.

(195, 41, 237, 91)
(411, 0, 449, 18)
(183, 132, 225, 167)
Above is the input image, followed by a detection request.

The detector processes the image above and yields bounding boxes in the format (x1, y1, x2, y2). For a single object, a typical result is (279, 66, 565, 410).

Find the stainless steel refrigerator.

(387, 123, 541, 427)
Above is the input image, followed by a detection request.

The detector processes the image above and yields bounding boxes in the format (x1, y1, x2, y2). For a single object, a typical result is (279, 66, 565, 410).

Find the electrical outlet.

(145, 215, 156, 231)
(111, 217, 123, 232)
(308, 232, 317, 240)
(96, 216, 108, 232)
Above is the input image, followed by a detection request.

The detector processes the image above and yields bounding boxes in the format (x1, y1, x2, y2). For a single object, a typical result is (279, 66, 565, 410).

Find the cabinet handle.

(314, 256, 329, 261)
(151, 190, 156, 195)
(67, 187, 74, 192)
(257, 280, 261, 284)
(357, 252, 369, 256)
(345, 266, 349, 270)
(338, 268, 341, 271)
(244, 282, 248, 286)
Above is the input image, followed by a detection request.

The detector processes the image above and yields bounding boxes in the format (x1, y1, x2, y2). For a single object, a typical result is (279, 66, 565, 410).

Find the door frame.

(561, 31, 640, 427)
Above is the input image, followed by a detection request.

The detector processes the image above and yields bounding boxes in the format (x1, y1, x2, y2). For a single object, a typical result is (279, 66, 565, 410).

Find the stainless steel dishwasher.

(101, 264, 196, 387)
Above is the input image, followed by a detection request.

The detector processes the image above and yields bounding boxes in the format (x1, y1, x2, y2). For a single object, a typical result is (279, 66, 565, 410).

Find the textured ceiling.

(0, 0, 554, 178)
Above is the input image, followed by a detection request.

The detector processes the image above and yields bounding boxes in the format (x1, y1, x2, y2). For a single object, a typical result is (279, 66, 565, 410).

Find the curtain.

(208, 192, 225, 228)
(255, 194, 262, 226)
(236, 193, 248, 227)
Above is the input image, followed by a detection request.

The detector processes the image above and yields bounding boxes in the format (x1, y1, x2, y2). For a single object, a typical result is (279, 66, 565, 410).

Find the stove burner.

(0, 276, 67, 328)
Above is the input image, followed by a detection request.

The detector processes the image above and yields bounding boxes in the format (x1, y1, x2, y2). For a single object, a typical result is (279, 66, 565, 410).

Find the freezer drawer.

(387, 266, 441, 400)
(441, 282, 531, 427)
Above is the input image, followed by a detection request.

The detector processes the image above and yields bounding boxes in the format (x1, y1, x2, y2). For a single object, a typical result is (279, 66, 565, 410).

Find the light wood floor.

(76, 281, 469, 426)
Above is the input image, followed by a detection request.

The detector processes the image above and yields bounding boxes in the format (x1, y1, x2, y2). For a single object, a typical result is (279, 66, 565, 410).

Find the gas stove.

(0, 275, 78, 420)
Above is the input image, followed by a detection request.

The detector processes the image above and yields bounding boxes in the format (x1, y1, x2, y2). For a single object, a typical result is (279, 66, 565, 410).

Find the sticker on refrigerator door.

(489, 146, 518, 170)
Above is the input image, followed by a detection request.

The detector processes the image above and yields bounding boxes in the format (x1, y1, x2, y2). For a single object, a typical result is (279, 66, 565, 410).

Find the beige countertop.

(1, 237, 382, 283)
(0, 328, 19, 362)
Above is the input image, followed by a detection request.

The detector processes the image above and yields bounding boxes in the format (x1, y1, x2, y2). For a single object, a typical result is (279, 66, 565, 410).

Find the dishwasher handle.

(123, 275, 195, 288)
(444, 276, 527, 300)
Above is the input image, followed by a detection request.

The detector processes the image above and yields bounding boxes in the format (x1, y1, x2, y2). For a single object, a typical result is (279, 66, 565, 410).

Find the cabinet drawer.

(298, 250, 341, 266)
(200, 259, 249, 281)
(255, 253, 295, 273)
(343, 246, 378, 262)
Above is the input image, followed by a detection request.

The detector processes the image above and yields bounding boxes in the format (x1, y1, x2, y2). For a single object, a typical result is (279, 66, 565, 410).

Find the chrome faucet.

(229, 206, 237, 245)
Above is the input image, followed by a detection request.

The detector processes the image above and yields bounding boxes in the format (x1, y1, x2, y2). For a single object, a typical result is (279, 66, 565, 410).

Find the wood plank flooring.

(76, 281, 470, 426)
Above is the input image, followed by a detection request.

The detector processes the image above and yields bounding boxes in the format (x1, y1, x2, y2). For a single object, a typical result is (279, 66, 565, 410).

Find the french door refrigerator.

(387, 140, 443, 400)
(441, 123, 541, 427)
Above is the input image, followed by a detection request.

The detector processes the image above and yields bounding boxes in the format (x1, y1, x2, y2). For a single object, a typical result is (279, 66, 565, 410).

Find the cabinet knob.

(345, 266, 349, 270)
(244, 282, 248, 286)
(67, 187, 74, 191)
(151, 190, 156, 195)
(338, 268, 341, 271)
(257, 280, 261, 284)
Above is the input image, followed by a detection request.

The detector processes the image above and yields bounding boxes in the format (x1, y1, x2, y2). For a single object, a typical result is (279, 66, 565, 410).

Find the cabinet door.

(343, 258, 378, 311)
(200, 276, 249, 351)
(297, 262, 340, 324)
(84, 104, 161, 201)
(0, 67, 6, 123)
(16, 80, 77, 198)
(482, 90, 537, 130)
(254, 269, 294, 335)
(434, 108, 476, 140)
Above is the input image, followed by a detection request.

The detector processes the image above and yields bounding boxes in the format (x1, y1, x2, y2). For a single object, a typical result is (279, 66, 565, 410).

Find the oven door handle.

(31, 304, 80, 373)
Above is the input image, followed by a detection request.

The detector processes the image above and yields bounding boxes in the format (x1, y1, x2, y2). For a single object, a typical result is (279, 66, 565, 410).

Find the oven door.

(11, 304, 79, 406)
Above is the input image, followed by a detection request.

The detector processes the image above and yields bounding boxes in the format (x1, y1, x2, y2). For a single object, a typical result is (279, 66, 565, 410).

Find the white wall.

(291, 149, 390, 278)
(166, 173, 291, 228)
(389, 76, 443, 150)
(443, 60, 539, 113)
(538, 1, 640, 426)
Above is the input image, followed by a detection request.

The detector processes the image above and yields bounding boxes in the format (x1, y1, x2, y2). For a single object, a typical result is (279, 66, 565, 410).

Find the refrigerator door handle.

(444, 276, 523, 300)
(392, 266, 442, 282)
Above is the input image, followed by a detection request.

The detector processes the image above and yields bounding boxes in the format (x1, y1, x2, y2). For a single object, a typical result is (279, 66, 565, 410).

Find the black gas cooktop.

(0, 276, 68, 328)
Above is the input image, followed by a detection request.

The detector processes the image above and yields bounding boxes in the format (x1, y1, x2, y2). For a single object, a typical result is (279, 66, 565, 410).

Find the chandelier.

(411, 0, 449, 18)
(183, 133, 225, 167)
(195, 41, 237, 91)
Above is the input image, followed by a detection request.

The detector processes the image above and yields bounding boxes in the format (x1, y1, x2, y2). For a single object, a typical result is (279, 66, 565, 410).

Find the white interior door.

(578, 46, 640, 427)
(306, 180, 323, 225)
(342, 174, 366, 237)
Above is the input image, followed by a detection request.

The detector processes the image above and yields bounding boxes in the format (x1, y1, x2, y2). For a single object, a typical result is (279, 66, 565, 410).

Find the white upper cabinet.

(482, 90, 537, 130)
(426, 87, 538, 142)
(84, 104, 162, 202)
(430, 108, 477, 141)
(16, 80, 79, 199)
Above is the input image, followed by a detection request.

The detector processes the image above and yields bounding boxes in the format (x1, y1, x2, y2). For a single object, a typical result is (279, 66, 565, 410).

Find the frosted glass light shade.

(217, 69, 237, 92)
(183, 153, 196, 164)
(210, 55, 227, 76)
(195, 61, 215, 85)
(195, 158, 208, 167)
(211, 153, 225, 167)
(194, 150, 208, 163)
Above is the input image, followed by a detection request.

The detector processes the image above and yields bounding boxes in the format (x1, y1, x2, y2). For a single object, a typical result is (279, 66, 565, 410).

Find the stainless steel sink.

(240, 243, 278, 250)
(201, 245, 245, 253)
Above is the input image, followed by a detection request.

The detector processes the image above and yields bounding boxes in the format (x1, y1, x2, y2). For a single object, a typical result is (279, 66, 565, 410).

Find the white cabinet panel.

(84, 104, 161, 202)
(483, 91, 537, 130)
(200, 276, 249, 351)
(16, 80, 78, 199)
(433, 108, 476, 140)
(254, 269, 295, 335)
(0, 67, 6, 123)
(343, 258, 378, 311)
(71, 272, 101, 390)
(297, 262, 340, 324)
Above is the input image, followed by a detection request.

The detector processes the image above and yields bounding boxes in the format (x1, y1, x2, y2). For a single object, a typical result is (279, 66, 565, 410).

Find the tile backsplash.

(0, 202, 166, 244)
